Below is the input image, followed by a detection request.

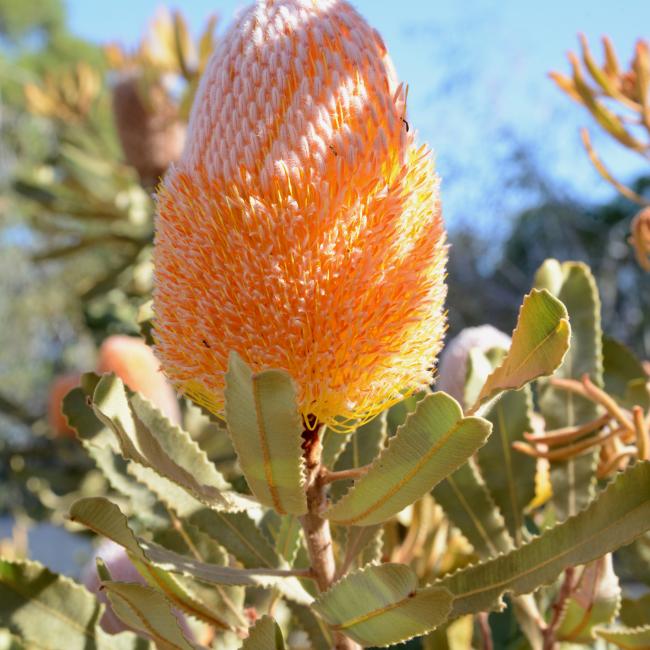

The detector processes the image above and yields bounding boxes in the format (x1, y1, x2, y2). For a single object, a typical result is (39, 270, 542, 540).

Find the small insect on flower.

(153, 0, 448, 431)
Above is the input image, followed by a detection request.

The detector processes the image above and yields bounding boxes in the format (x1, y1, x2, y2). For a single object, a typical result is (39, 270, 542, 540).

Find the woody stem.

(299, 425, 360, 650)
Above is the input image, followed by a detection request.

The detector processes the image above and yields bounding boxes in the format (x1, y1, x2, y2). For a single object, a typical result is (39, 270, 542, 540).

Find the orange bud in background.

(629, 207, 650, 272)
(97, 335, 181, 424)
(47, 373, 82, 438)
(153, 0, 447, 431)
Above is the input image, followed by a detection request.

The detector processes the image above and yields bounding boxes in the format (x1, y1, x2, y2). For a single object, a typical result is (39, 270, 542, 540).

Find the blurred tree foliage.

(448, 177, 650, 359)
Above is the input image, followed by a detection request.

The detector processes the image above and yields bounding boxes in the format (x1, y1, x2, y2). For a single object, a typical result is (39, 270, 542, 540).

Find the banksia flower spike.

(97, 335, 181, 424)
(154, 0, 447, 431)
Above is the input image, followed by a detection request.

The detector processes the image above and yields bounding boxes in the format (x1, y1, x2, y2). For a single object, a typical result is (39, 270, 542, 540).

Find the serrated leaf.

(287, 601, 334, 650)
(259, 511, 302, 566)
(274, 516, 302, 565)
(432, 459, 514, 558)
(595, 625, 650, 649)
(557, 555, 621, 643)
(386, 393, 423, 436)
(422, 616, 474, 650)
(326, 392, 491, 526)
(603, 337, 650, 410)
(240, 615, 285, 649)
(90, 374, 244, 511)
(321, 428, 352, 469)
(621, 593, 650, 628)
(153, 526, 246, 631)
(464, 348, 495, 410)
(432, 462, 650, 617)
(471, 289, 570, 412)
(128, 464, 278, 569)
(0, 558, 150, 650)
(535, 260, 602, 520)
(477, 387, 537, 544)
(340, 525, 384, 572)
(63, 379, 167, 529)
(224, 352, 307, 515)
(330, 412, 387, 502)
(69, 497, 312, 604)
(102, 582, 194, 650)
(312, 564, 453, 647)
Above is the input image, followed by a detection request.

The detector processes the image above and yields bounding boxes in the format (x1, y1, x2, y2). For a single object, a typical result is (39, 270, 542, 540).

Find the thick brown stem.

(300, 425, 360, 650)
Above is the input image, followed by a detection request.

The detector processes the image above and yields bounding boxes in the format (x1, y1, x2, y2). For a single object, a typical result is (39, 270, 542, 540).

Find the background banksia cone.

(97, 335, 181, 424)
(436, 325, 512, 408)
(112, 74, 186, 187)
(47, 372, 82, 438)
(630, 207, 650, 272)
(154, 0, 447, 430)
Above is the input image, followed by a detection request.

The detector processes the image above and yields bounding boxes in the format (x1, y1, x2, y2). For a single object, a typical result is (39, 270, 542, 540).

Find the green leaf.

(0, 558, 149, 650)
(325, 392, 491, 526)
(556, 555, 620, 643)
(386, 393, 423, 436)
(477, 387, 537, 544)
(321, 428, 352, 469)
(63, 378, 167, 529)
(69, 497, 312, 605)
(535, 260, 602, 520)
(432, 459, 514, 558)
(128, 464, 279, 569)
(471, 289, 570, 412)
(603, 337, 650, 410)
(224, 352, 307, 515)
(621, 593, 650, 628)
(312, 564, 453, 647)
(595, 625, 650, 649)
(287, 602, 334, 650)
(275, 516, 302, 566)
(330, 412, 387, 502)
(463, 348, 496, 410)
(101, 582, 194, 650)
(240, 616, 285, 649)
(340, 525, 384, 572)
(90, 374, 246, 511)
(432, 462, 650, 617)
(152, 526, 246, 631)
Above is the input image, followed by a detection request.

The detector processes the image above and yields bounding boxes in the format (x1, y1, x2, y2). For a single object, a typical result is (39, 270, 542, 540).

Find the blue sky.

(66, 0, 650, 236)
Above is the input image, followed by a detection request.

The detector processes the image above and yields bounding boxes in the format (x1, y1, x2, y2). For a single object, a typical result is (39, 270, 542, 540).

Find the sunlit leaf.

(471, 289, 570, 412)
(535, 260, 602, 520)
(0, 558, 149, 650)
(224, 352, 307, 515)
(557, 555, 620, 643)
(69, 497, 312, 605)
(325, 392, 491, 526)
(240, 615, 285, 649)
(90, 374, 246, 511)
(101, 581, 194, 650)
(312, 563, 453, 647)
(432, 459, 513, 559)
(595, 625, 650, 649)
(477, 387, 536, 544)
(432, 462, 650, 617)
(330, 412, 386, 502)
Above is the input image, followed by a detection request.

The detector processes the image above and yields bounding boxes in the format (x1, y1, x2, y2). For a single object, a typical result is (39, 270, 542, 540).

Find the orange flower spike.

(153, 0, 447, 430)
(97, 335, 181, 425)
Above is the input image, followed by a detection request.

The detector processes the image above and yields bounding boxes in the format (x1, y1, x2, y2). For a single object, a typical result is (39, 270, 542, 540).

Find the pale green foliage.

(4, 261, 650, 649)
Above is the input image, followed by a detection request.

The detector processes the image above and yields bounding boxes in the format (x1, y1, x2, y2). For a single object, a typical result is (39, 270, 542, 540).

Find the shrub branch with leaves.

(2, 2, 650, 650)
